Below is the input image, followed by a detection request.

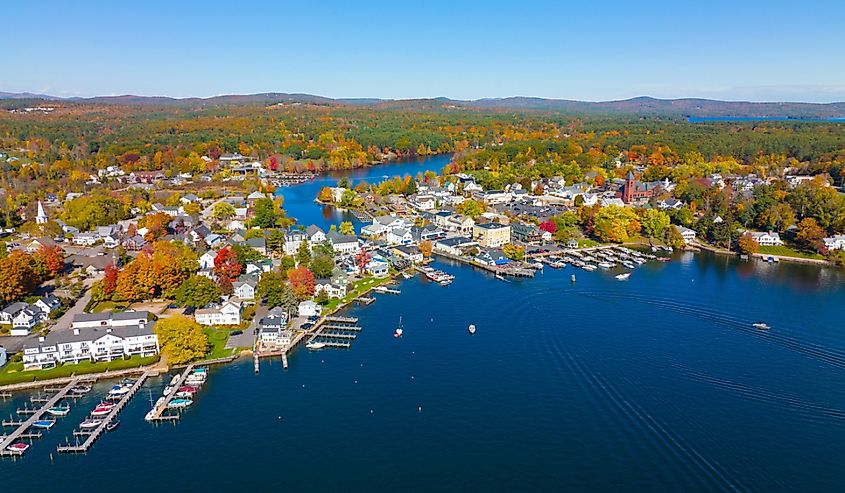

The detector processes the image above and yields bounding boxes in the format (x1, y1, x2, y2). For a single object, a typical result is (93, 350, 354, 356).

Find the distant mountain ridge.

(2, 91, 845, 118)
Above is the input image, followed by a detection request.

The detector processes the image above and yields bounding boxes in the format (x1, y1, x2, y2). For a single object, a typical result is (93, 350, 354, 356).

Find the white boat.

(80, 418, 102, 429)
(306, 341, 327, 350)
(163, 386, 174, 396)
(47, 404, 71, 416)
(468, 324, 476, 335)
(108, 385, 131, 396)
(752, 322, 770, 330)
(394, 316, 404, 338)
(6, 442, 29, 453)
(582, 265, 597, 272)
(169, 375, 181, 386)
(615, 273, 631, 281)
(598, 262, 614, 269)
(167, 398, 193, 409)
(174, 391, 194, 399)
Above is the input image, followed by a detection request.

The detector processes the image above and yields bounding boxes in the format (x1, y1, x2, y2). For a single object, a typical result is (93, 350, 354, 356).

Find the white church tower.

(36, 200, 48, 225)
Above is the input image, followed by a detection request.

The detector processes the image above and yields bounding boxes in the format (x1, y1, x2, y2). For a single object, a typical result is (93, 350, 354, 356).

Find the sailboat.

(468, 324, 476, 335)
(394, 317, 404, 338)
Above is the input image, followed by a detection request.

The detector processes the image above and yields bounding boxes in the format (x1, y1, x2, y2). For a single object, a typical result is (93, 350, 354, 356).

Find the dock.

(374, 286, 401, 295)
(56, 372, 150, 454)
(0, 378, 79, 456)
(145, 365, 194, 422)
(355, 296, 375, 305)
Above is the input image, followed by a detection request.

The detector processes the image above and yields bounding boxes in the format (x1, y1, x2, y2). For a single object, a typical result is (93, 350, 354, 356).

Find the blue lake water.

(688, 117, 845, 123)
(3, 157, 845, 491)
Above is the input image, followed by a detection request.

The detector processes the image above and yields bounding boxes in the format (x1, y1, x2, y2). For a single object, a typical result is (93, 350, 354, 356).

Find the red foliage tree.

(103, 263, 119, 295)
(356, 247, 371, 273)
(213, 246, 243, 288)
(35, 245, 65, 278)
(539, 220, 557, 234)
(288, 266, 315, 299)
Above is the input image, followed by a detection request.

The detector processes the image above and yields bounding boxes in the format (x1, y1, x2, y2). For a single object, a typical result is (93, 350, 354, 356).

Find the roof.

(475, 222, 509, 230)
(24, 320, 157, 351)
(72, 311, 150, 324)
(2, 302, 29, 315)
(436, 236, 475, 247)
(327, 231, 358, 244)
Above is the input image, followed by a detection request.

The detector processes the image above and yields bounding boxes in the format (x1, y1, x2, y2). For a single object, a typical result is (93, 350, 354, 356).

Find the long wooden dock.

(0, 378, 79, 456)
(56, 372, 150, 454)
(145, 365, 194, 422)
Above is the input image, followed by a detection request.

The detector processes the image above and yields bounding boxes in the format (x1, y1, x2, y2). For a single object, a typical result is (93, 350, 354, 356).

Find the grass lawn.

(0, 355, 160, 386)
(323, 276, 392, 313)
(576, 238, 601, 248)
(758, 245, 824, 260)
(89, 300, 124, 313)
(202, 327, 237, 360)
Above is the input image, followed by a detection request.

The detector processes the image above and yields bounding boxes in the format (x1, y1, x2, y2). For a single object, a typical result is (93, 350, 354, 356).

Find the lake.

(3, 157, 845, 492)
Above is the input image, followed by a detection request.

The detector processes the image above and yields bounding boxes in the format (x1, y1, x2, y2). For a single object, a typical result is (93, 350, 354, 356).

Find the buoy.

(418, 406, 422, 413)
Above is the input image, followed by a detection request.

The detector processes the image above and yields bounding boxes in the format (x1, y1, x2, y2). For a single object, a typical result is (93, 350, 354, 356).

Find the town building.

(473, 223, 511, 248)
(297, 300, 322, 318)
(748, 231, 784, 247)
(621, 171, 658, 204)
(257, 310, 291, 348)
(195, 298, 242, 326)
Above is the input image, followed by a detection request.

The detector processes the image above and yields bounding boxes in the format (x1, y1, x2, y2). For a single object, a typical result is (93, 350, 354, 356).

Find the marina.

(0, 378, 83, 457)
(56, 373, 150, 454)
(144, 366, 197, 422)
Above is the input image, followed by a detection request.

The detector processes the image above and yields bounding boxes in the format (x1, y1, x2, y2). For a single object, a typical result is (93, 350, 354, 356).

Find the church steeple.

(36, 201, 48, 225)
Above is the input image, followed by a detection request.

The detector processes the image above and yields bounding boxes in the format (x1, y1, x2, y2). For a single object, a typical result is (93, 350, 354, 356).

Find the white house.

(413, 195, 436, 211)
(387, 228, 413, 245)
(748, 231, 784, 247)
(823, 234, 845, 251)
(199, 250, 218, 270)
(233, 280, 256, 301)
(298, 300, 321, 318)
(22, 317, 159, 370)
(315, 280, 347, 299)
(365, 259, 390, 277)
(257, 311, 291, 347)
(676, 226, 697, 244)
(34, 295, 61, 317)
(305, 225, 327, 244)
(11, 306, 41, 336)
(0, 345, 6, 368)
(284, 229, 307, 255)
(72, 311, 151, 330)
(327, 231, 359, 255)
(195, 299, 242, 326)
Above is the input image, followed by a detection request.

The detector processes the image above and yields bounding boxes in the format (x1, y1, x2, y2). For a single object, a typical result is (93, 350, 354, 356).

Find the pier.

(56, 373, 150, 454)
(0, 378, 79, 456)
(355, 296, 375, 305)
(145, 365, 195, 422)
(308, 316, 361, 347)
(373, 286, 401, 295)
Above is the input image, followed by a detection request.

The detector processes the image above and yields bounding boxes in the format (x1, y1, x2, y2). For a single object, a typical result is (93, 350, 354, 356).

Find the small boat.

(753, 322, 770, 330)
(106, 420, 120, 432)
(108, 385, 131, 397)
(47, 404, 71, 416)
(468, 324, 476, 335)
(598, 262, 614, 269)
(170, 375, 181, 386)
(178, 386, 198, 394)
(306, 341, 326, 350)
(120, 378, 136, 385)
(167, 398, 193, 409)
(70, 385, 92, 395)
(6, 442, 29, 453)
(32, 420, 56, 429)
(394, 316, 404, 338)
(174, 391, 194, 399)
(80, 419, 101, 429)
(615, 273, 631, 281)
(571, 274, 576, 283)
(91, 404, 114, 416)
(163, 385, 174, 396)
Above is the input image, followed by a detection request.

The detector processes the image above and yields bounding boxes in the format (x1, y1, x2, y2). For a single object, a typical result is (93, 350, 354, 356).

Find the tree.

(266, 229, 286, 256)
(154, 315, 210, 365)
(0, 251, 38, 302)
(539, 220, 557, 234)
(183, 202, 202, 216)
(257, 271, 298, 313)
(278, 255, 296, 277)
(339, 221, 355, 236)
(666, 225, 686, 249)
(296, 240, 311, 266)
(61, 193, 129, 230)
(738, 233, 760, 255)
(174, 275, 221, 308)
(231, 243, 263, 265)
(310, 253, 335, 279)
(213, 246, 243, 291)
(251, 197, 277, 228)
(139, 212, 171, 241)
(640, 209, 671, 238)
(33, 244, 64, 278)
(457, 199, 485, 219)
(288, 266, 315, 299)
(212, 202, 236, 220)
(318, 186, 334, 203)
(315, 289, 329, 305)
(592, 205, 642, 243)
(502, 244, 525, 260)
(795, 217, 825, 251)
(419, 240, 433, 257)
(103, 263, 119, 296)
(757, 203, 796, 233)
(356, 247, 372, 273)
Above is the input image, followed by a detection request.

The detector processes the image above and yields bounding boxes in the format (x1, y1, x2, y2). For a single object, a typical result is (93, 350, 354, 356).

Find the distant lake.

(689, 116, 845, 123)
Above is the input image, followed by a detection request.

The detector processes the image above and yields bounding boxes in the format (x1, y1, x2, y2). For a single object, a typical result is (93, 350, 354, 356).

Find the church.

(620, 171, 658, 204)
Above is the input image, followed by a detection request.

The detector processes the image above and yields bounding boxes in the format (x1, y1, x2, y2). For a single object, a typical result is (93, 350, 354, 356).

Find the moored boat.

(468, 324, 476, 335)
(394, 316, 404, 338)
(615, 273, 631, 281)
(32, 419, 56, 429)
(47, 403, 71, 416)
(80, 418, 101, 429)
(106, 420, 120, 432)
(306, 341, 327, 350)
(6, 442, 29, 453)
(167, 398, 193, 409)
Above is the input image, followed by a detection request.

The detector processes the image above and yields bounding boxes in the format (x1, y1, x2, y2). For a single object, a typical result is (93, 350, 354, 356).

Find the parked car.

(230, 330, 243, 336)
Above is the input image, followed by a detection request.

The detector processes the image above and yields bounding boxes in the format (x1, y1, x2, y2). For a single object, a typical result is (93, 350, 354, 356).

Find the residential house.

(34, 295, 61, 317)
(233, 278, 257, 301)
(392, 245, 424, 263)
(246, 236, 267, 255)
(411, 224, 446, 243)
(257, 311, 291, 348)
(195, 298, 242, 326)
(327, 231, 359, 255)
(676, 226, 697, 244)
(297, 300, 321, 318)
(473, 223, 511, 248)
(199, 250, 218, 270)
(306, 225, 327, 244)
(284, 229, 307, 255)
(387, 227, 413, 245)
(657, 198, 684, 210)
(314, 279, 347, 299)
(25, 237, 57, 253)
(413, 195, 436, 211)
(433, 237, 478, 256)
(823, 235, 845, 251)
(365, 259, 390, 277)
(748, 231, 784, 247)
(445, 215, 475, 235)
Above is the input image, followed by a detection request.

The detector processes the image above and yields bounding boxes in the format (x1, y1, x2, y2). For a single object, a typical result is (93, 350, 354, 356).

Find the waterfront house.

(327, 231, 359, 255)
(23, 315, 159, 370)
(411, 224, 446, 243)
(11, 306, 40, 336)
(474, 249, 510, 267)
(473, 223, 511, 248)
(392, 245, 424, 263)
(258, 311, 291, 348)
(566, 239, 580, 249)
(298, 300, 321, 318)
(194, 299, 242, 326)
(315, 279, 347, 299)
(434, 236, 478, 256)
(748, 231, 784, 247)
(676, 226, 697, 244)
(823, 234, 845, 251)
(306, 225, 327, 244)
(365, 259, 390, 277)
(510, 222, 542, 243)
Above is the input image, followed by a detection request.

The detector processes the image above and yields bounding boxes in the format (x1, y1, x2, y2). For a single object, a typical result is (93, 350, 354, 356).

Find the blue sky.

(2, 0, 844, 102)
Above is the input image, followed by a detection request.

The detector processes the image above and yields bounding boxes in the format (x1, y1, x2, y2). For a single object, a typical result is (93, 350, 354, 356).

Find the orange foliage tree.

(288, 266, 315, 299)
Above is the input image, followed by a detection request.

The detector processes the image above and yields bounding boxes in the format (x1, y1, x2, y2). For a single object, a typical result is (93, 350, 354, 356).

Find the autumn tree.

(0, 251, 39, 302)
(154, 315, 210, 365)
(174, 275, 221, 308)
(33, 244, 65, 278)
(212, 202, 236, 220)
(457, 199, 485, 219)
(213, 246, 242, 293)
(257, 271, 298, 313)
(592, 205, 642, 243)
(318, 187, 334, 203)
(502, 244, 525, 260)
(639, 209, 671, 238)
(666, 226, 686, 249)
(795, 217, 826, 251)
(339, 221, 355, 236)
(139, 212, 171, 241)
(419, 240, 433, 257)
(103, 263, 119, 296)
(737, 233, 760, 255)
(288, 266, 315, 299)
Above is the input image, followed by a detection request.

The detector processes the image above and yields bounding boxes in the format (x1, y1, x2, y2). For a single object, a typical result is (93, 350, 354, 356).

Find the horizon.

(2, 0, 844, 103)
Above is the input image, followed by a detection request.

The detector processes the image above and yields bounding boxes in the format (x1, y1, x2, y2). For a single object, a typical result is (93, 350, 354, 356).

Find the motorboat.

(598, 262, 614, 269)
(70, 385, 92, 395)
(163, 386, 174, 396)
(177, 386, 198, 394)
(80, 418, 102, 429)
(108, 385, 131, 397)
(32, 420, 56, 429)
(6, 442, 29, 453)
(106, 420, 120, 432)
(394, 316, 404, 338)
(753, 322, 770, 330)
(174, 391, 194, 399)
(306, 341, 327, 350)
(47, 404, 71, 416)
(170, 375, 181, 386)
(167, 398, 193, 409)
(468, 324, 476, 335)
(615, 273, 631, 281)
